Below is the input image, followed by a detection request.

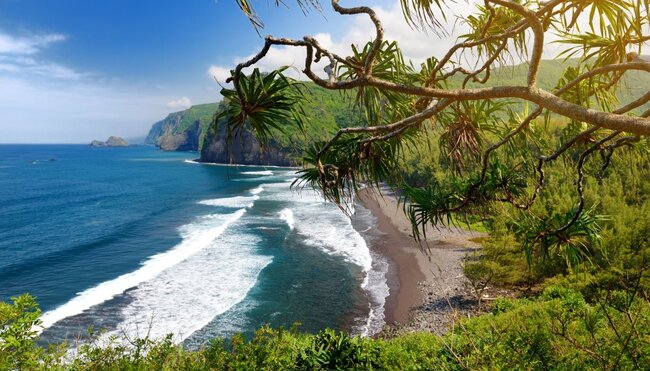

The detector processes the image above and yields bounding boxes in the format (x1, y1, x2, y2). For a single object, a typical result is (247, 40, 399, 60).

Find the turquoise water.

(0, 145, 388, 346)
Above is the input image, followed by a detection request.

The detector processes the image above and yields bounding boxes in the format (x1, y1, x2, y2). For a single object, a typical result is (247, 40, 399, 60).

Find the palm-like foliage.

(217, 67, 305, 146)
(227, 0, 649, 270)
(235, 0, 321, 30)
(438, 100, 507, 174)
(338, 41, 417, 125)
(399, 0, 446, 30)
(514, 207, 607, 270)
(293, 128, 415, 213)
(404, 161, 528, 241)
(555, 0, 648, 67)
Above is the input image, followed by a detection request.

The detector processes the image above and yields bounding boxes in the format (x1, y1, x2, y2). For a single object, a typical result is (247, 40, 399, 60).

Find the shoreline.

(186, 159, 300, 169)
(357, 188, 486, 335)
(356, 190, 425, 325)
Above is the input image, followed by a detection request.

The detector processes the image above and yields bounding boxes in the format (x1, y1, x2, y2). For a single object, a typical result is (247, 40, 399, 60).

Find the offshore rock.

(90, 136, 129, 147)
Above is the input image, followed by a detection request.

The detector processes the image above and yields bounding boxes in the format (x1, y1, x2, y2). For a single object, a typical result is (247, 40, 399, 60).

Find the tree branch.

(331, 0, 384, 75)
(488, 0, 545, 87)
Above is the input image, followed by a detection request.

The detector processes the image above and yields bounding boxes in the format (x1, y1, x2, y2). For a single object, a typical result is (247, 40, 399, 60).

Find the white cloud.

(0, 31, 85, 80)
(207, 65, 232, 86)
(0, 32, 66, 55)
(206, 1, 469, 83)
(0, 30, 178, 143)
(166, 96, 193, 109)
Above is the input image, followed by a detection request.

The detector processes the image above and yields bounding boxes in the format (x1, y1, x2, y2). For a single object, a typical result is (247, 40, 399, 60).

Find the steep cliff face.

(145, 84, 357, 165)
(145, 103, 219, 151)
(200, 123, 296, 166)
(144, 111, 183, 146)
(157, 120, 202, 151)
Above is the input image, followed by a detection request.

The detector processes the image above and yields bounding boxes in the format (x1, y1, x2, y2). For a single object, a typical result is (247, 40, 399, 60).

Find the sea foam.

(240, 170, 273, 176)
(278, 209, 295, 230)
(198, 196, 258, 208)
(39, 209, 246, 331)
(265, 176, 387, 337)
(110, 230, 272, 342)
(263, 183, 372, 272)
(250, 186, 264, 195)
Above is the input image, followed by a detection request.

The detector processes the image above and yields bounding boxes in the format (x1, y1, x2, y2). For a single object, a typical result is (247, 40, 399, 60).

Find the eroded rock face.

(145, 103, 298, 166)
(145, 112, 202, 151)
(90, 136, 129, 147)
(200, 125, 295, 166)
(158, 121, 201, 151)
(105, 136, 129, 147)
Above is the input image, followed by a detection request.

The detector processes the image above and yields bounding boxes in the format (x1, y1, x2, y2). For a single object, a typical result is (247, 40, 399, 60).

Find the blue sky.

(0, 0, 401, 143)
(0, 1, 647, 143)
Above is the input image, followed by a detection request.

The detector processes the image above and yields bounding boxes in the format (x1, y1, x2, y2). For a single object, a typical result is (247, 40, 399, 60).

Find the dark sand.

(357, 190, 425, 324)
(358, 189, 486, 334)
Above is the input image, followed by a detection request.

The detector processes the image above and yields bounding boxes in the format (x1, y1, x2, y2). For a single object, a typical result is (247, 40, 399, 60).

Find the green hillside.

(269, 83, 359, 149)
(176, 103, 220, 146)
(148, 58, 647, 157)
(145, 103, 220, 150)
(176, 103, 220, 133)
(453, 58, 649, 112)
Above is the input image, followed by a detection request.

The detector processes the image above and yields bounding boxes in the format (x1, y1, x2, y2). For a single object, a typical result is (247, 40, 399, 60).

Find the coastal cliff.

(200, 121, 295, 166)
(145, 84, 358, 166)
(144, 103, 219, 151)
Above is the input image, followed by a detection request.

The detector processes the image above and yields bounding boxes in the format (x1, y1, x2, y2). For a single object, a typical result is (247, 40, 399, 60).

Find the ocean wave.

(39, 209, 247, 331)
(111, 231, 272, 342)
(198, 196, 259, 208)
(250, 186, 264, 195)
(266, 185, 372, 272)
(268, 183, 387, 337)
(240, 170, 273, 176)
(296, 210, 372, 272)
(278, 209, 295, 230)
(358, 249, 390, 337)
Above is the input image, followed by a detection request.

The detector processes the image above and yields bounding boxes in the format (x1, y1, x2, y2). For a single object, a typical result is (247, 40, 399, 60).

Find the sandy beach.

(357, 188, 486, 335)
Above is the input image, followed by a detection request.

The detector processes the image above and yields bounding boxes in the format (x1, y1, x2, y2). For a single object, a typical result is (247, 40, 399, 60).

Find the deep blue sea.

(0, 145, 388, 347)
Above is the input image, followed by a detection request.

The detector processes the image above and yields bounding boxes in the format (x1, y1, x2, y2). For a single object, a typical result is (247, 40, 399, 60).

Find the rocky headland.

(90, 136, 129, 147)
(144, 85, 358, 166)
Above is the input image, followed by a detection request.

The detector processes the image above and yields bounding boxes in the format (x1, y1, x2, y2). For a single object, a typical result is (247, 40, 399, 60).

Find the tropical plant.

(224, 0, 649, 265)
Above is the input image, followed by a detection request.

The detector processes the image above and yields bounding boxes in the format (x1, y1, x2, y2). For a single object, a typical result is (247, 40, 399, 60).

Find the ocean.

(0, 145, 389, 347)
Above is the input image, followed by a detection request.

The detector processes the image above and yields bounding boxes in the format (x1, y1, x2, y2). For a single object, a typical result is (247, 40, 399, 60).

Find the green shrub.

(2, 289, 648, 370)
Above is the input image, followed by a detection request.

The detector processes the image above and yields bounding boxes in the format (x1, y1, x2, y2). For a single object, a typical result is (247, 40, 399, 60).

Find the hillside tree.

(223, 0, 650, 263)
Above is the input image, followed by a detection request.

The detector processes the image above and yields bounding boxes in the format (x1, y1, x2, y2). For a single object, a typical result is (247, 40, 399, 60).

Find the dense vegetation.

(3, 280, 648, 369)
(4, 91, 649, 371)
(207, 78, 360, 153)
(144, 103, 219, 150)
(4, 0, 649, 367)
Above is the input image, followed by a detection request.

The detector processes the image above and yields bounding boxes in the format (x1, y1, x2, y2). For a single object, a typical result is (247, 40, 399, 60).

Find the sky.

(0, 1, 646, 143)
(1, 0, 487, 143)
(0, 0, 389, 143)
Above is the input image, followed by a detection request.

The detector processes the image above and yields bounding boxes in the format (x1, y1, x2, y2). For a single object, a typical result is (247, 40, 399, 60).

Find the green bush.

(2, 291, 648, 370)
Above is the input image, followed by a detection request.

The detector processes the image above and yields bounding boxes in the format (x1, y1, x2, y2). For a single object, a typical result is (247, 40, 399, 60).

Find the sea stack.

(90, 136, 129, 147)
